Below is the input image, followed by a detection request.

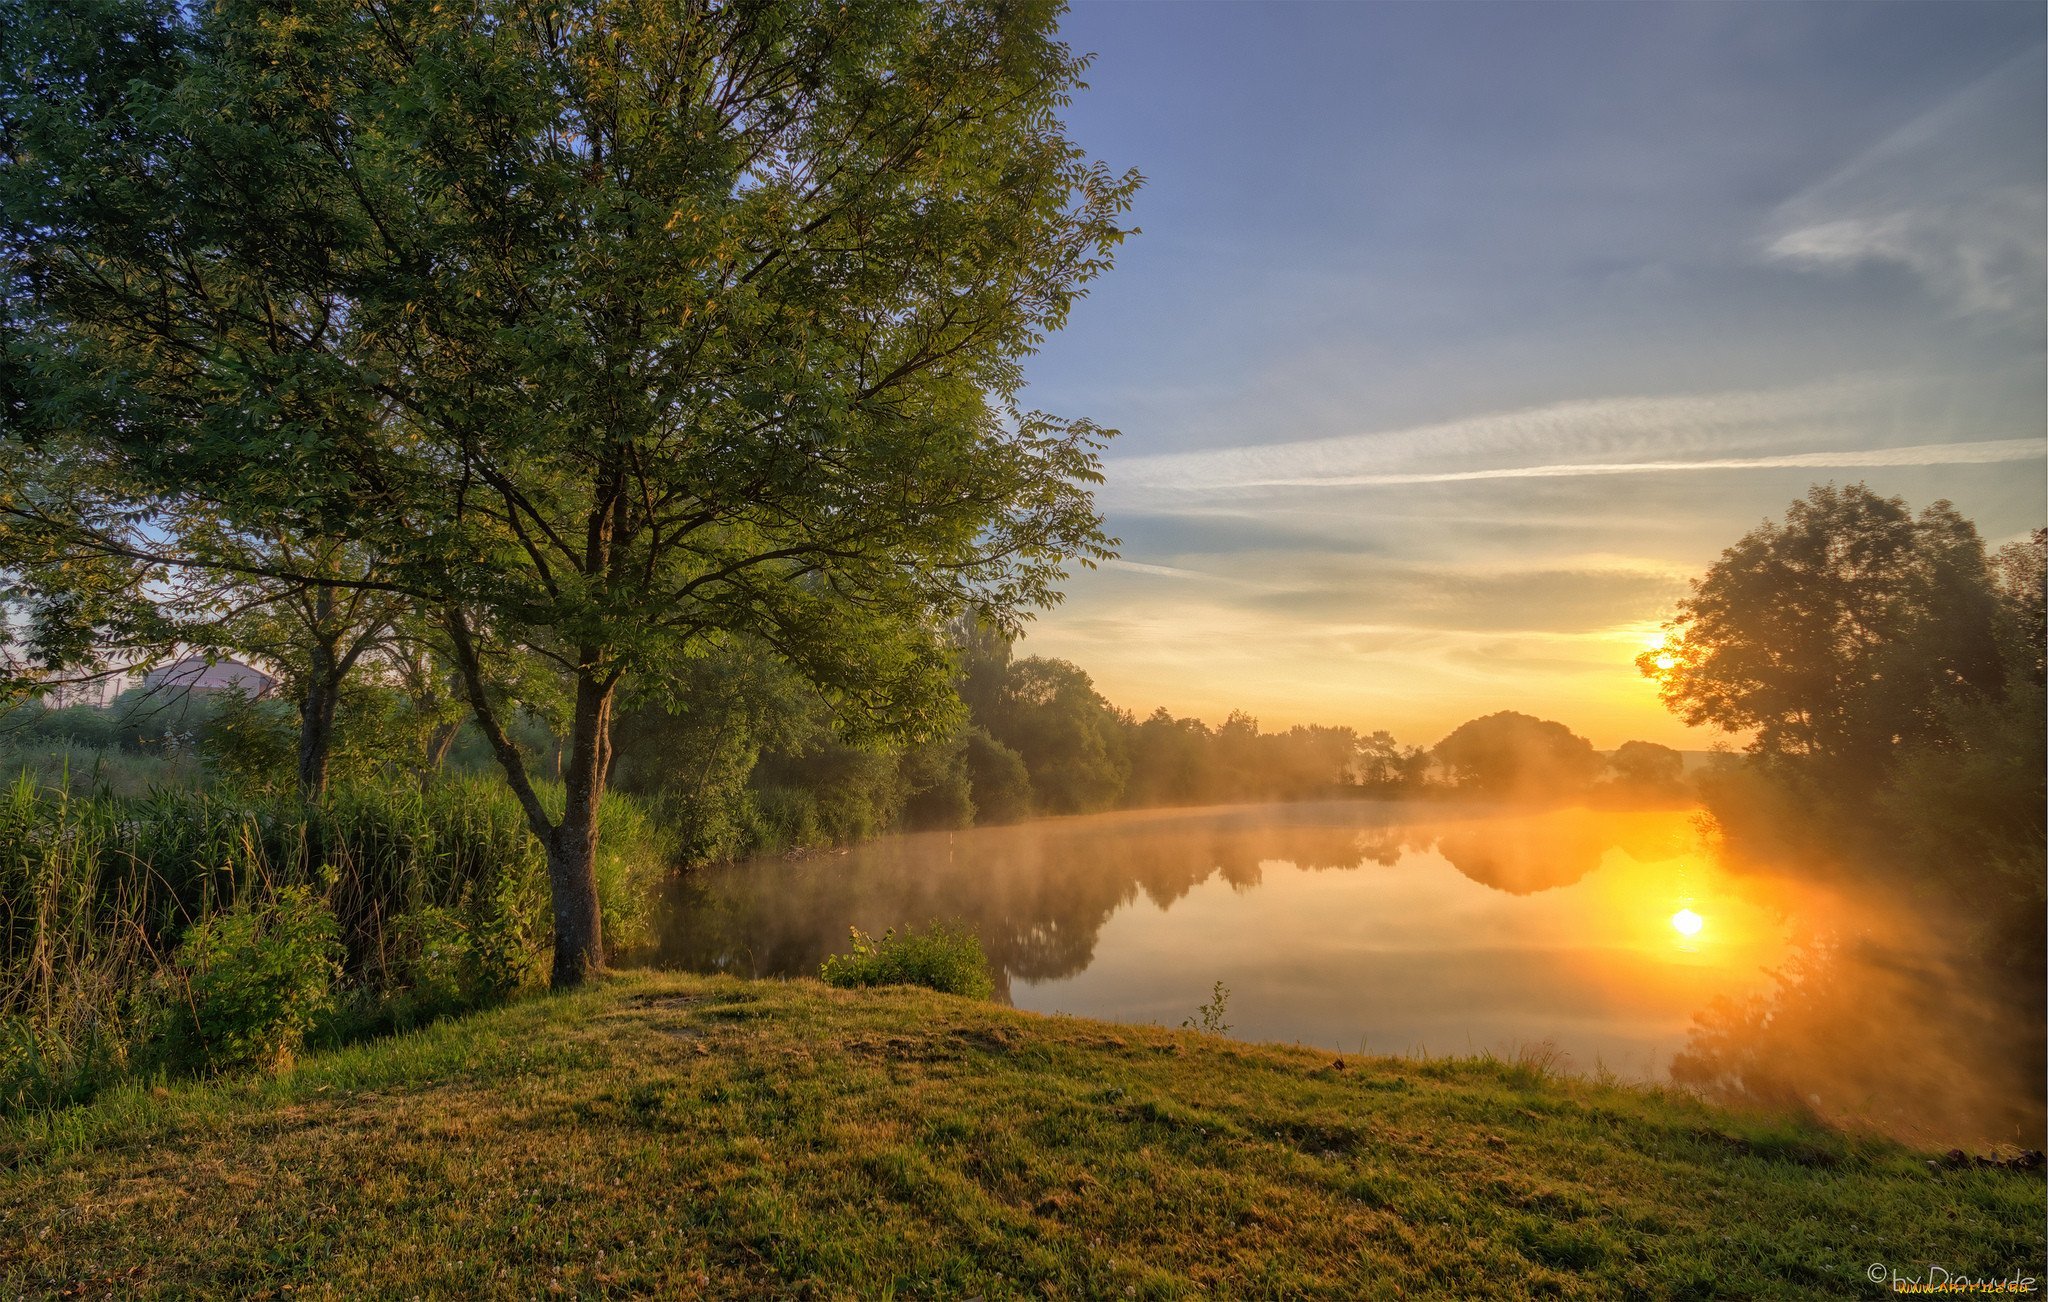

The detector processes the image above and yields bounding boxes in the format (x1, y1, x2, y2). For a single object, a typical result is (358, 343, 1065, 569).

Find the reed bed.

(0, 770, 667, 1112)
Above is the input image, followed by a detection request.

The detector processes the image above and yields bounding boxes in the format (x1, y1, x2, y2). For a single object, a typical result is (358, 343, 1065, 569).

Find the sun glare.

(1654, 654, 1676, 670)
(1642, 632, 1666, 651)
(1670, 908, 1705, 937)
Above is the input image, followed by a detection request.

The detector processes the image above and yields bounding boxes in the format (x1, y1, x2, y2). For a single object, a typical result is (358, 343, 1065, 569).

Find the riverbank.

(3, 971, 2039, 1299)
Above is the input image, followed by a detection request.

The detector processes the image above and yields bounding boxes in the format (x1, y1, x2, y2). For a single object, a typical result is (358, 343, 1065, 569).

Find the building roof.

(141, 657, 276, 698)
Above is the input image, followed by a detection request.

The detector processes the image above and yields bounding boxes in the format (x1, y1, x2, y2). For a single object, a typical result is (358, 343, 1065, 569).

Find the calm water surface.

(640, 800, 2044, 1149)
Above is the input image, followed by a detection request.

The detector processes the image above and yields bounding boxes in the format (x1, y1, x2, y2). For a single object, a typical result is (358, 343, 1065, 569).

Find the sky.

(1013, 1, 2048, 750)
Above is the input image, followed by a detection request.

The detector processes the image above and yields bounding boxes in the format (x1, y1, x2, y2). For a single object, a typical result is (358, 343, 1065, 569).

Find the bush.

(163, 886, 344, 1074)
(585, 787, 671, 953)
(2, 703, 122, 749)
(819, 922, 995, 999)
(196, 691, 299, 791)
(747, 785, 825, 855)
(385, 905, 476, 1023)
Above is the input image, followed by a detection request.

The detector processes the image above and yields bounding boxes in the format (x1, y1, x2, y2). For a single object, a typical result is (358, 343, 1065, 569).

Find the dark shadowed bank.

(1, 971, 2039, 1300)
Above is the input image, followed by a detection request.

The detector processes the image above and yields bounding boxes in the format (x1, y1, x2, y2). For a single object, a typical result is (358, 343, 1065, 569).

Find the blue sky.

(1016, 1, 2048, 748)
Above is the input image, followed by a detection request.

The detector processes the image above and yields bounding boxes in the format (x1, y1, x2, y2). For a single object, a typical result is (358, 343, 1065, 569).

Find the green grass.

(1, 971, 2039, 1299)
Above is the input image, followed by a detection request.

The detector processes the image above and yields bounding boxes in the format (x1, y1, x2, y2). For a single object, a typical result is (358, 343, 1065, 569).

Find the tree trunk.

(544, 818, 605, 987)
(298, 635, 339, 797)
(421, 718, 460, 783)
(440, 611, 621, 989)
(545, 670, 614, 987)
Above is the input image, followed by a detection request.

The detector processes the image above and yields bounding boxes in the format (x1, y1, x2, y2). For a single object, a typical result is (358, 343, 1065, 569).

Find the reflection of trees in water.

(643, 817, 1389, 986)
(1431, 807, 1695, 894)
(640, 805, 1685, 991)
(1434, 821, 1607, 895)
(1671, 937, 2047, 1150)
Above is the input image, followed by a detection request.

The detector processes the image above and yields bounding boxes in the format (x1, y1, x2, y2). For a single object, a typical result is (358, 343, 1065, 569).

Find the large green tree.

(1, 0, 1136, 984)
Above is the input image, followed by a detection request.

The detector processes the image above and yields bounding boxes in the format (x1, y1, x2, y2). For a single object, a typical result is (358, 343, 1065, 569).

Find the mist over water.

(640, 801, 2044, 1150)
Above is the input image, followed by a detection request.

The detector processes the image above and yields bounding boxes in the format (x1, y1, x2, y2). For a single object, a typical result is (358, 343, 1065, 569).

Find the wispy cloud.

(1099, 558, 1255, 585)
(1764, 49, 2047, 321)
(1208, 438, 2041, 490)
(1102, 376, 2032, 499)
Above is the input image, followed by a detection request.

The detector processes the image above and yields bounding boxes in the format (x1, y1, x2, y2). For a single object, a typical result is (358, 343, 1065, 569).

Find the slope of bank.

(3, 971, 2039, 1299)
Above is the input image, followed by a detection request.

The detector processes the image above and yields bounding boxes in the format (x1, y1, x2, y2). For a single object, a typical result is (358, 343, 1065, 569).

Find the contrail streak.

(1192, 439, 2043, 490)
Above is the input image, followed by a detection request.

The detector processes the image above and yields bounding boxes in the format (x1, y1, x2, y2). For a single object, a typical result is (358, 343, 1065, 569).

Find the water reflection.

(636, 800, 2044, 1148)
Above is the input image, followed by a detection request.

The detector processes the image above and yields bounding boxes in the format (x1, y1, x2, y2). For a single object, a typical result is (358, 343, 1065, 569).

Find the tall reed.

(0, 770, 669, 1112)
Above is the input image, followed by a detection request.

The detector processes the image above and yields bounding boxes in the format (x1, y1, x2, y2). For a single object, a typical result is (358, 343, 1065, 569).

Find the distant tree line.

(588, 618, 1694, 863)
(8, 599, 1694, 868)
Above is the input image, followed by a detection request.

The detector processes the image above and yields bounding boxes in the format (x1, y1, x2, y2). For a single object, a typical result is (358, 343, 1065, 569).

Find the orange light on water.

(1670, 908, 1705, 937)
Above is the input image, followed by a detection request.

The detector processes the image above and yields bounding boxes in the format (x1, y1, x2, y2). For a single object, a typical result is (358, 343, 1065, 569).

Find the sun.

(1670, 908, 1704, 937)
(1654, 653, 1676, 671)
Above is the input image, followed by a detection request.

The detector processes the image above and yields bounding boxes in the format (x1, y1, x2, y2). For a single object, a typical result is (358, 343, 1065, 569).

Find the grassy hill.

(2, 971, 2039, 1299)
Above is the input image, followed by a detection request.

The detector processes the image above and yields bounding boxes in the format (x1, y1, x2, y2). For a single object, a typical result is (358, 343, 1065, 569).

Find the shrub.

(162, 886, 344, 1074)
(197, 692, 300, 792)
(1181, 980, 1231, 1034)
(819, 922, 995, 999)
(3, 703, 121, 749)
(586, 788, 671, 953)
(745, 785, 823, 855)
(387, 905, 476, 1021)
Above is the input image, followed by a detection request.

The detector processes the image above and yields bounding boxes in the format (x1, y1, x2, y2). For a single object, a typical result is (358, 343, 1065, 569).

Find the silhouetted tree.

(1644, 489, 2044, 991)
(1123, 707, 1216, 806)
(1605, 740, 1685, 793)
(1357, 729, 1429, 793)
(1639, 485, 2006, 784)
(1991, 528, 2047, 687)
(1431, 711, 1601, 800)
